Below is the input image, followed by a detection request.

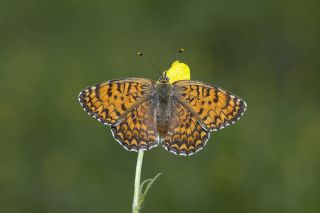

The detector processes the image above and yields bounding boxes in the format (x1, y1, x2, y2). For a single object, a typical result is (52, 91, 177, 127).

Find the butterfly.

(78, 61, 247, 156)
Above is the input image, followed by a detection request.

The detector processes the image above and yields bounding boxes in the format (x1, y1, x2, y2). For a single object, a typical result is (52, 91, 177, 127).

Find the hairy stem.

(132, 150, 144, 213)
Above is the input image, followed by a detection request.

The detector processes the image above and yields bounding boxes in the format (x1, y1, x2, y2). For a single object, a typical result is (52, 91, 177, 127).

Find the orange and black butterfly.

(78, 64, 247, 156)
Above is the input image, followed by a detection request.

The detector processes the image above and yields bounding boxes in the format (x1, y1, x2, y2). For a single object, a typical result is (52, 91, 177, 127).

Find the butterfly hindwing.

(173, 80, 247, 131)
(162, 99, 209, 156)
(78, 78, 156, 125)
(111, 99, 159, 151)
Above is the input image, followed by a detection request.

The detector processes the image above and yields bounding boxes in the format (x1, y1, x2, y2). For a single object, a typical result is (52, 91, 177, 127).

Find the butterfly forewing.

(78, 78, 156, 125)
(162, 99, 209, 156)
(173, 80, 247, 131)
(111, 98, 159, 151)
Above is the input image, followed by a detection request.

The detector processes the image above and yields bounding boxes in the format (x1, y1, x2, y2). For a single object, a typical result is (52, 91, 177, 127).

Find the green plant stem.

(132, 150, 144, 213)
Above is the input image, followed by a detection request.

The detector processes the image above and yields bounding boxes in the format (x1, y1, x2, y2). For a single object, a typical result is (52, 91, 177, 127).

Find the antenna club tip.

(178, 48, 185, 54)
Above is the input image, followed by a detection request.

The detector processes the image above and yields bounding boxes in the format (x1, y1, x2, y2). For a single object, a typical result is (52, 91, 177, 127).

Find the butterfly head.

(158, 71, 170, 83)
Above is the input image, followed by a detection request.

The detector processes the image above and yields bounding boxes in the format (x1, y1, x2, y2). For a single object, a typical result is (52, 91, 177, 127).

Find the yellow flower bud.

(165, 61, 191, 83)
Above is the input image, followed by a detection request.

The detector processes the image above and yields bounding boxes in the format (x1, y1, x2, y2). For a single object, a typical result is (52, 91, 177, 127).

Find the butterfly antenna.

(178, 48, 185, 54)
(137, 51, 162, 75)
(164, 48, 185, 70)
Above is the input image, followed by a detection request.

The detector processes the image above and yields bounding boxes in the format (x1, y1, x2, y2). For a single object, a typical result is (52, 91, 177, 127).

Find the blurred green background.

(1, 0, 319, 212)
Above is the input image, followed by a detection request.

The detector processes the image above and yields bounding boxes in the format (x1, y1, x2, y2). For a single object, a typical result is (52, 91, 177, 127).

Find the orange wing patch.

(174, 80, 247, 131)
(162, 100, 209, 156)
(111, 99, 159, 151)
(78, 78, 155, 125)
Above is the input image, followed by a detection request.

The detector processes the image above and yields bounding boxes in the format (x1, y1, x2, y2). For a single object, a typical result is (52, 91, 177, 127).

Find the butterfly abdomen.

(156, 83, 173, 136)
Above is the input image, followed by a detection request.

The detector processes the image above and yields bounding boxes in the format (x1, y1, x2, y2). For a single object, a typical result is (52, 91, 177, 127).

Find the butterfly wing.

(111, 98, 159, 151)
(78, 78, 156, 125)
(173, 80, 247, 131)
(162, 99, 209, 156)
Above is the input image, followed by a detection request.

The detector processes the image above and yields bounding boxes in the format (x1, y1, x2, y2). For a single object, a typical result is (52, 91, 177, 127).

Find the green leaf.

(138, 173, 162, 208)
